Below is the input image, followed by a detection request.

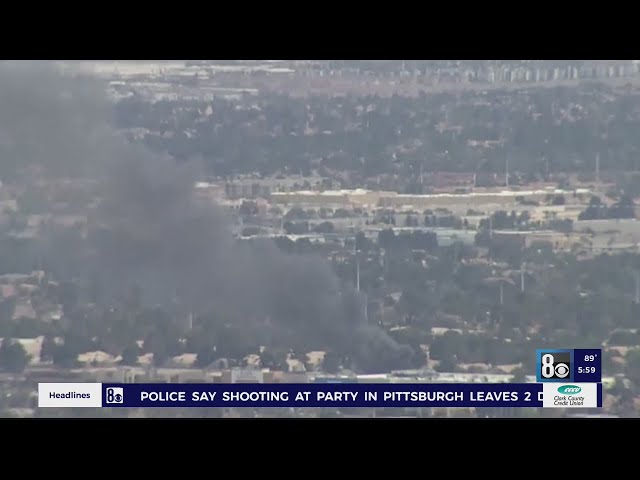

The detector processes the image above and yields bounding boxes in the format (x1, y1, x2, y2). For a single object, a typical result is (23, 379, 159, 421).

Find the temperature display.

(573, 349, 602, 383)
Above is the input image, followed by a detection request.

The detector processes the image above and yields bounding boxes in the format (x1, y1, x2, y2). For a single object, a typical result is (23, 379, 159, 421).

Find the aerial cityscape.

(1, 60, 639, 418)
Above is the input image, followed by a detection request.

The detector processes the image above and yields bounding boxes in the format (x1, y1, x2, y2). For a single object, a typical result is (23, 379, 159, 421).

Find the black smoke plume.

(0, 61, 415, 373)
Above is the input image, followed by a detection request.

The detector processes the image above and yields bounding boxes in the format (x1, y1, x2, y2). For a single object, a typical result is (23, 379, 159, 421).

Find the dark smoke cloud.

(0, 61, 415, 373)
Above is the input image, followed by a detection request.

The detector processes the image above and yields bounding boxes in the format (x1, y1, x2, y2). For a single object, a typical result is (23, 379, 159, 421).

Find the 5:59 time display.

(577, 366, 596, 374)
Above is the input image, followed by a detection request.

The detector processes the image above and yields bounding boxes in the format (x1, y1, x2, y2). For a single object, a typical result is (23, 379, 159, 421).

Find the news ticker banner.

(38, 382, 603, 409)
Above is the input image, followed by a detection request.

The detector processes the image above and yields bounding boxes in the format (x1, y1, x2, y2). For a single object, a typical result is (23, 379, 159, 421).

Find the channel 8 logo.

(106, 387, 124, 404)
(536, 350, 572, 382)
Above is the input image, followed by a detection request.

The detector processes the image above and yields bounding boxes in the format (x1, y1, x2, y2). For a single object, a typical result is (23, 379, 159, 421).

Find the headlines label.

(38, 383, 102, 408)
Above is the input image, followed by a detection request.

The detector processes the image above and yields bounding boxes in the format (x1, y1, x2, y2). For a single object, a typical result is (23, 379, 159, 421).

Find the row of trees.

(578, 195, 635, 220)
(107, 84, 640, 181)
(4, 218, 640, 384)
(2, 234, 640, 361)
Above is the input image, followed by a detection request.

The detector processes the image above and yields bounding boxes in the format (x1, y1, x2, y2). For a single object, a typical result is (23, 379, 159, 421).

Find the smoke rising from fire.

(0, 61, 416, 372)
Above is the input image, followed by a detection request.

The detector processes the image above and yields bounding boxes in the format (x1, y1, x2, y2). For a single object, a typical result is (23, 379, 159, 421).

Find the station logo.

(105, 387, 124, 404)
(536, 349, 573, 382)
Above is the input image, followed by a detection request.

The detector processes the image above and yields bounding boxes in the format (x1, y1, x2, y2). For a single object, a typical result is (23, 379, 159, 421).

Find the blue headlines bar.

(100, 383, 602, 408)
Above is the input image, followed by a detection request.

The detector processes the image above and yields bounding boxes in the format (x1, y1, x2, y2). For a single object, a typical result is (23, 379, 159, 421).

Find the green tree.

(0, 337, 30, 373)
(377, 229, 396, 250)
(313, 221, 334, 234)
(259, 349, 276, 369)
(121, 343, 140, 366)
(195, 347, 216, 368)
(239, 200, 259, 216)
(144, 329, 182, 367)
(284, 207, 307, 221)
(52, 344, 79, 369)
(40, 335, 57, 362)
(434, 354, 457, 373)
(0, 298, 16, 322)
(322, 351, 340, 373)
(283, 221, 309, 235)
(510, 367, 527, 383)
(355, 231, 369, 251)
(625, 349, 640, 387)
(405, 215, 418, 227)
(58, 282, 79, 313)
(13, 318, 48, 338)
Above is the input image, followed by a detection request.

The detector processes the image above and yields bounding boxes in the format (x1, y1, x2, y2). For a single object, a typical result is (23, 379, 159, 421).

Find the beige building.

(492, 230, 586, 250)
(270, 188, 592, 213)
(270, 189, 385, 208)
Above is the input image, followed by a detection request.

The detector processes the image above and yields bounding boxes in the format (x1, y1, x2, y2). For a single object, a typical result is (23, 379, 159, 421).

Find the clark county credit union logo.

(106, 387, 124, 404)
(557, 385, 582, 395)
